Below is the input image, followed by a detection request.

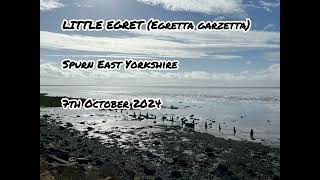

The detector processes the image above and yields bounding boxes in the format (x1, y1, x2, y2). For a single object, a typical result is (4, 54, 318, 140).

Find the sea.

(40, 85, 280, 147)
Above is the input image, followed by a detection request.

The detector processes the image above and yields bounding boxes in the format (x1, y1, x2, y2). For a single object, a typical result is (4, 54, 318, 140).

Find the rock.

(230, 175, 240, 180)
(80, 122, 85, 124)
(207, 152, 215, 158)
(95, 159, 104, 166)
(66, 122, 73, 127)
(47, 154, 69, 164)
(247, 168, 256, 177)
(59, 126, 65, 130)
(178, 159, 188, 167)
(76, 115, 80, 117)
(146, 151, 156, 158)
(171, 170, 182, 178)
(205, 147, 214, 152)
(217, 163, 228, 173)
(195, 153, 207, 162)
(169, 106, 178, 109)
(164, 158, 174, 164)
(153, 121, 156, 123)
(272, 174, 280, 180)
(153, 140, 161, 145)
(47, 145, 69, 161)
(87, 127, 94, 131)
(101, 177, 114, 180)
(42, 114, 51, 118)
(143, 165, 156, 175)
(76, 158, 91, 164)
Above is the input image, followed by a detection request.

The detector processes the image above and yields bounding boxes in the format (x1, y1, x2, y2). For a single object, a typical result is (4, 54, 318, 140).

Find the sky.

(40, 0, 280, 87)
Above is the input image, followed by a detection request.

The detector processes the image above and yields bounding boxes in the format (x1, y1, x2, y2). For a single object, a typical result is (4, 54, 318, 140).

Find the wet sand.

(40, 94, 280, 180)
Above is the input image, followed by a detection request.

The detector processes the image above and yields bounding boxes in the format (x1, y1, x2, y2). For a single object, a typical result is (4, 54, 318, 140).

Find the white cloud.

(40, 0, 64, 11)
(259, 0, 280, 12)
(40, 62, 279, 86)
(40, 30, 279, 59)
(255, 63, 280, 80)
(137, 0, 245, 16)
(263, 24, 276, 31)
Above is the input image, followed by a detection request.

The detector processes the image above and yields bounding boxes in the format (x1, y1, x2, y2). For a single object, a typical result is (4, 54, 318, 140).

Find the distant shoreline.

(40, 85, 280, 88)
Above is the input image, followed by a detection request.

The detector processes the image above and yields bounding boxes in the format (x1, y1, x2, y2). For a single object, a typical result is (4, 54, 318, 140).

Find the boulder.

(171, 170, 182, 178)
(87, 127, 94, 131)
(195, 153, 207, 162)
(66, 122, 73, 127)
(143, 165, 156, 175)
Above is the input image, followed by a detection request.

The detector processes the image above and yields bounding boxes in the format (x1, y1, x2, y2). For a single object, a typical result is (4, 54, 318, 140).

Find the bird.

(219, 125, 221, 132)
(250, 129, 254, 140)
(185, 119, 195, 128)
(205, 122, 208, 129)
(233, 127, 236, 135)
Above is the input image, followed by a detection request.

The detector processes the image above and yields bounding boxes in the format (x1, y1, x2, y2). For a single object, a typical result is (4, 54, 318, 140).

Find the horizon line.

(40, 84, 280, 88)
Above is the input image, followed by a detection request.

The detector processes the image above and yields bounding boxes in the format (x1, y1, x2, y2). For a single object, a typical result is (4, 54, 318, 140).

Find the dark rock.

(76, 158, 91, 164)
(207, 152, 215, 158)
(66, 122, 73, 127)
(217, 164, 228, 173)
(205, 147, 214, 152)
(272, 174, 280, 180)
(153, 121, 156, 123)
(222, 175, 232, 180)
(179, 159, 188, 167)
(153, 140, 161, 145)
(155, 177, 162, 180)
(230, 175, 240, 180)
(95, 159, 104, 166)
(171, 170, 182, 178)
(247, 169, 256, 177)
(169, 106, 178, 109)
(87, 127, 94, 131)
(80, 122, 85, 124)
(164, 158, 174, 164)
(76, 115, 80, 117)
(143, 165, 156, 175)
(47, 154, 69, 164)
(42, 114, 51, 118)
(59, 126, 65, 130)
(146, 151, 156, 158)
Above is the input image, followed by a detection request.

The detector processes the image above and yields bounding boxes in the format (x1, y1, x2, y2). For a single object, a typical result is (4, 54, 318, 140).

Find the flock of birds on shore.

(124, 110, 255, 140)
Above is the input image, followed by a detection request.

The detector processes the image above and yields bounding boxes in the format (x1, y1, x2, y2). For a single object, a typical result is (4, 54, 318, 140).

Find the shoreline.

(40, 94, 280, 179)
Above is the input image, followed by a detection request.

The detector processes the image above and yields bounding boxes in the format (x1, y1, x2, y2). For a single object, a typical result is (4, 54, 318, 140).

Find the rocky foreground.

(40, 115, 280, 180)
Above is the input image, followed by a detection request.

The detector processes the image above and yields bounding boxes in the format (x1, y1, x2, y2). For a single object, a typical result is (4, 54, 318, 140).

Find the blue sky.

(40, 0, 280, 87)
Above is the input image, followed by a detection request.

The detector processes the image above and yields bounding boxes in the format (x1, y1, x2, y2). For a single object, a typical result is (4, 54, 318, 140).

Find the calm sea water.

(40, 86, 280, 146)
